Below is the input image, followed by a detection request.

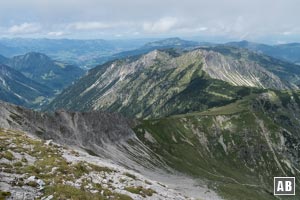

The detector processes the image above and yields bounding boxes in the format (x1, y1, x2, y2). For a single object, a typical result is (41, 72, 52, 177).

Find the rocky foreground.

(0, 129, 194, 200)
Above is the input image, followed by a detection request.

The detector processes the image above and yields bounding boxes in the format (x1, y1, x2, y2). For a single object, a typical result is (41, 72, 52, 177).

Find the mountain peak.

(5, 52, 84, 92)
(239, 40, 250, 44)
(143, 49, 169, 59)
(22, 52, 52, 61)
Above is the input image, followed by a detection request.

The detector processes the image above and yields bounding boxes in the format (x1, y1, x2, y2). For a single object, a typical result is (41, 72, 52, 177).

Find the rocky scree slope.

(46, 48, 291, 118)
(0, 129, 193, 200)
(0, 101, 221, 200)
(206, 45, 300, 86)
(0, 101, 136, 153)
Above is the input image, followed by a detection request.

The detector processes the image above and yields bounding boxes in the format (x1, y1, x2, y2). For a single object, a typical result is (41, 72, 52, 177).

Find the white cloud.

(69, 22, 113, 30)
(197, 27, 208, 31)
(8, 23, 41, 34)
(47, 31, 65, 36)
(114, 34, 123, 37)
(276, 40, 287, 44)
(282, 31, 292, 36)
(175, 26, 208, 34)
(143, 17, 178, 33)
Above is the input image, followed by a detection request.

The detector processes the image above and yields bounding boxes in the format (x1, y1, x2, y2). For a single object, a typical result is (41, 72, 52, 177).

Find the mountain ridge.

(226, 40, 300, 64)
(46, 47, 295, 118)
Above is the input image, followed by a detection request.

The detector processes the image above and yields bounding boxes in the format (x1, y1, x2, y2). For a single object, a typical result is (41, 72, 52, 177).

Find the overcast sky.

(0, 0, 299, 43)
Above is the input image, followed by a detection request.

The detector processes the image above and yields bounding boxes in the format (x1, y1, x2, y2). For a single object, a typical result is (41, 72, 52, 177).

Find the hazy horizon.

(0, 0, 299, 44)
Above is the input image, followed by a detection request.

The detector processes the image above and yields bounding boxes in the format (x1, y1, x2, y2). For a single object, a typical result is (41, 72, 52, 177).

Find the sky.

(0, 0, 299, 43)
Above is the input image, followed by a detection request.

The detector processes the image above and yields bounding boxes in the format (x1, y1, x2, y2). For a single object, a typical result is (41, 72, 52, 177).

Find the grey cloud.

(0, 0, 299, 42)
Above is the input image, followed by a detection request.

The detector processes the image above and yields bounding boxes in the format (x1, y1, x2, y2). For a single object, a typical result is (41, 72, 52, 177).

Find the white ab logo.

(277, 181, 292, 192)
(274, 177, 295, 195)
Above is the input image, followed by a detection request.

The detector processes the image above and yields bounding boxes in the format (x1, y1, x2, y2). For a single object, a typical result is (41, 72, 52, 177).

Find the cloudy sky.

(0, 0, 299, 43)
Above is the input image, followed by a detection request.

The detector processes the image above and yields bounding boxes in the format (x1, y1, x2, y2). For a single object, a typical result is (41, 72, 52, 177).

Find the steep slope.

(0, 101, 221, 200)
(0, 64, 53, 108)
(2, 90, 300, 199)
(0, 101, 157, 173)
(7, 52, 84, 91)
(195, 49, 289, 89)
(47, 48, 290, 118)
(0, 129, 192, 200)
(227, 40, 300, 64)
(207, 45, 300, 86)
(0, 101, 135, 148)
(135, 90, 300, 200)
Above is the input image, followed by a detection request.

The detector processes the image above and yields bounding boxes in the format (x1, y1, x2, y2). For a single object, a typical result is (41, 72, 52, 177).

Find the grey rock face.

(0, 101, 165, 169)
(198, 50, 289, 89)
(0, 101, 135, 147)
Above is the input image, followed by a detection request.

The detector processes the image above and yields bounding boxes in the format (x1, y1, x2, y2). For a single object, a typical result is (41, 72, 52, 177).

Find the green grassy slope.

(134, 91, 300, 200)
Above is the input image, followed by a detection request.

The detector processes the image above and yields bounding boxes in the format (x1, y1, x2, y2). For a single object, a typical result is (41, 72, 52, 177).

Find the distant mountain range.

(0, 38, 156, 68)
(0, 52, 84, 108)
(143, 37, 200, 48)
(1, 37, 299, 69)
(88, 37, 204, 67)
(5, 52, 84, 90)
(227, 40, 300, 64)
(104, 38, 300, 68)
